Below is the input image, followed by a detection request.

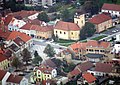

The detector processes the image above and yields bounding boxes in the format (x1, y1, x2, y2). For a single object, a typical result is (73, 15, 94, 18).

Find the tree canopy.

(22, 48, 32, 65)
(61, 9, 71, 22)
(37, 12, 49, 22)
(11, 57, 22, 69)
(43, 44, 56, 57)
(80, 22, 96, 40)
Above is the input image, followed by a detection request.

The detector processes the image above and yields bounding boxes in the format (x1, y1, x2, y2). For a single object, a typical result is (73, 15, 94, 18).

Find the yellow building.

(0, 54, 10, 70)
(74, 12, 85, 28)
(89, 13, 112, 33)
(36, 26, 53, 39)
(31, 65, 57, 83)
(54, 21, 81, 40)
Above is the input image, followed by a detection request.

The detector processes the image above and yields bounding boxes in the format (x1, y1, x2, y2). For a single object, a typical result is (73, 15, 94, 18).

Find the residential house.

(101, 3, 120, 17)
(6, 74, 28, 85)
(88, 63, 113, 76)
(74, 11, 85, 28)
(81, 72, 96, 85)
(54, 21, 81, 40)
(31, 65, 57, 83)
(69, 42, 87, 58)
(0, 70, 11, 85)
(8, 18, 26, 31)
(89, 13, 112, 33)
(0, 53, 10, 70)
(4, 14, 13, 26)
(86, 40, 111, 55)
(42, 0, 56, 6)
(112, 41, 120, 54)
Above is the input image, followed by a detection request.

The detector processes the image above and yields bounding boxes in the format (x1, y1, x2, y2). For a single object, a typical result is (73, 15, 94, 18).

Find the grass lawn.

(91, 35, 107, 40)
(56, 39, 76, 46)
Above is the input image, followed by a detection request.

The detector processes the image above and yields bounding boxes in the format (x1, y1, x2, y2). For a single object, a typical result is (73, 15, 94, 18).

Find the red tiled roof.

(89, 13, 111, 24)
(82, 72, 96, 83)
(55, 21, 80, 31)
(7, 31, 31, 42)
(95, 63, 113, 73)
(70, 42, 87, 53)
(7, 74, 23, 84)
(86, 40, 110, 48)
(37, 65, 53, 74)
(69, 69, 80, 77)
(0, 70, 7, 80)
(102, 3, 120, 11)
(0, 53, 7, 62)
(20, 23, 32, 30)
(29, 19, 42, 25)
(4, 15, 13, 25)
(0, 27, 11, 39)
(13, 37, 25, 46)
(76, 61, 94, 72)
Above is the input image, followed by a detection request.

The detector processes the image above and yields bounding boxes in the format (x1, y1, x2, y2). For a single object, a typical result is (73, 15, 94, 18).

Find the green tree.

(61, 9, 70, 22)
(37, 12, 49, 22)
(11, 57, 22, 69)
(80, 22, 96, 40)
(52, 34, 59, 42)
(22, 48, 32, 65)
(43, 44, 56, 57)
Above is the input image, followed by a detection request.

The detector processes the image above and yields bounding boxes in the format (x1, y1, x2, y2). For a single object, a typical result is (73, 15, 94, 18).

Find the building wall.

(96, 19, 112, 33)
(2, 72, 11, 85)
(54, 29, 80, 40)
(36, 30, 53, 39)
(28, 13, 39, 20)
(0, 59, 10, 70)
(74, 14, 85, 28)
(20, 77, 28, 85)
(42, 0, 55, 6)
(102, 9, 120, 17)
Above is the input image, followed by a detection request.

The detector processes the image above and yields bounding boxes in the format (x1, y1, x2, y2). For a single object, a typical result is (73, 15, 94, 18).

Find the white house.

(28, 12, 39, 20)
(6, 74, 28, 85)
(42, 0, 56, 6)
(0, 70, 11, 85)
(8, 18, 26, 31)
(113, 42, 120, 54)
(102, 3, 120, 17)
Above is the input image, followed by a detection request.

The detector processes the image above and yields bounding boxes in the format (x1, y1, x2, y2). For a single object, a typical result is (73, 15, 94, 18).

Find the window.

(56, 31, 57, 33)
(76, 21, 78, 24)
(81, 20, 83, 24)
(71, 32, 73, 35)
(64, 32, 66, 34)
(60, 31, 62, 34)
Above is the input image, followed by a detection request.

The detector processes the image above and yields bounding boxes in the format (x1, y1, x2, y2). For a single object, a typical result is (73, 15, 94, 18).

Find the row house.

(54, 21, 81, 40)
(31, 65, 57, 83)
(89, 13, 112, 33)
(69, 40, 111, 58)
(0, 70, 28, 85)
(20, 23, 53, 39)
(102, 3, 120, 17)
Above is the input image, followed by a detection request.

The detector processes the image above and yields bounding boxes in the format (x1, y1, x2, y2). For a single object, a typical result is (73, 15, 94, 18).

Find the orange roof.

(69, 69, 80, 77)
(86, 40, 110, 48)
(0, 70, 7, 80)
(82, 72, 96, 83)
(0, 53, 7, 62)
(89, 13, 111, 24)
(4, 15, 13, 25)
(55, 21, 80, 31)
(7, 31, 31, 42)
(7, 74, 23, 84)
(102, 3, 120, 11)
(20, 23, 32, 30)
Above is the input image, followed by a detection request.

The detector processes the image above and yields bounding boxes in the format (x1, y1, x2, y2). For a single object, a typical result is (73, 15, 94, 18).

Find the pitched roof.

(76, 61, 94, 72)
(13, 37, 25, 46)
(20, 23, 32, 30)
(82, 72, 96, 83)
(29, 19, 42, 25)
(86, 40, 110, 48)
(55, 21, 80, 31)
(7, 74, 23, 84)
(102, 3, 120, 11)
(69, 69, 80, 77)
(69, 42, 87, 53)
(89, 13, 111, 24)
(7, 31, 31, 42)
(4, 15, 13, 25)
(95, 63, 113, 73)
(0, 27, 11, 39)
(0, 53, 7, 62)
(0, 70, 7, 80)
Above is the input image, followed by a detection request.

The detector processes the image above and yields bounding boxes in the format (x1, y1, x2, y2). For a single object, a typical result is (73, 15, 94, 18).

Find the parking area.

(102, 27, 120, 35)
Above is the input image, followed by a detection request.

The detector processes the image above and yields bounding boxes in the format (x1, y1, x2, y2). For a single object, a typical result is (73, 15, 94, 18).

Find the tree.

(33, 51, 43, 65)
(52, 34, 59, 42)
(22, 48, 32, 65)
(61, 9, 70, 22)
(43, 44, 56, 57)
(11, 57, 22, 69)
(80, 22, 96, 40)
(37, 12, 49, 22)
